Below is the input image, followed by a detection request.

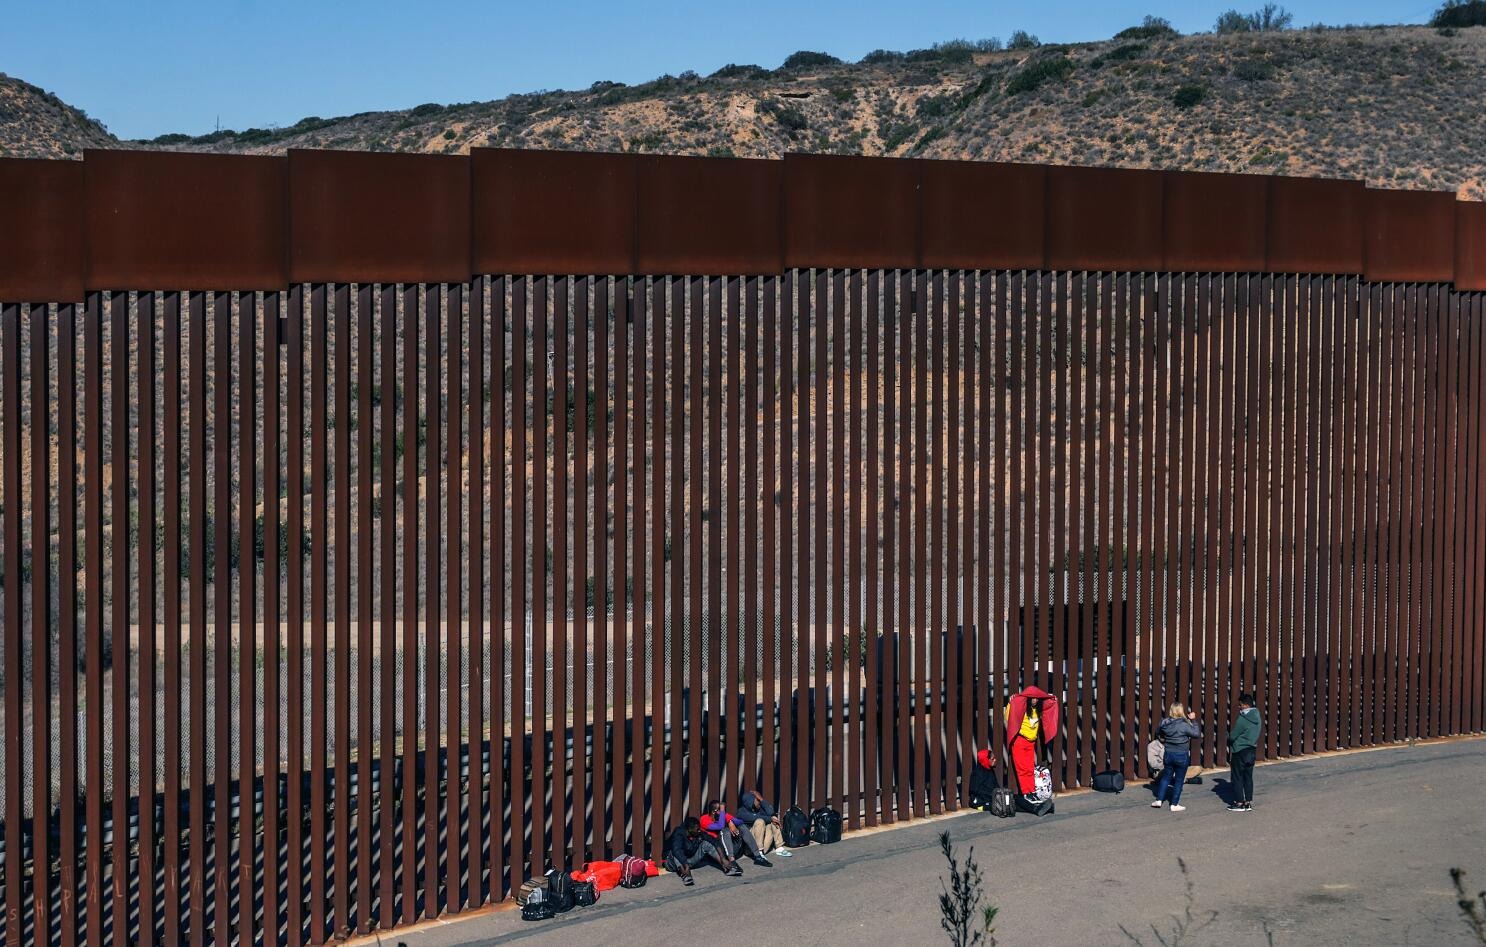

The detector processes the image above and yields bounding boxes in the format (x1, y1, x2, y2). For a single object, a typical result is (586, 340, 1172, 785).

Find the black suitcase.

(1092, 770, 1125, 793)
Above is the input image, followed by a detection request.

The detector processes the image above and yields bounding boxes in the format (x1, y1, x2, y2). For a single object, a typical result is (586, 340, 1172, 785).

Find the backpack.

(572, 879, 598, 907)
(520, 885, 554, 921)
(809, 806, 843, 844)
(989, 787, 1017, 818)
(1031, 765, 1052, 803)
(782, 805, 811, 847)
(617, 854, 648, 889)
(1146, 738, 1165, 777)
(522, 899, 555, 921)
(544, 867, 575, 913)
(516, 877, 548, 906)
(1092, 770, 1125, 793)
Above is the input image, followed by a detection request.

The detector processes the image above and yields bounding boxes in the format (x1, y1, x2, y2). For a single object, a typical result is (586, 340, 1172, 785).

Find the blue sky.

(0, 0, 1439, 140)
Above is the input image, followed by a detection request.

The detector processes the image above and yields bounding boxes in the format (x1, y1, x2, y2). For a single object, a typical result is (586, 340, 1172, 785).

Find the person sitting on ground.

(666, 816, 741, 886)
(736, 787, 792, 857)
(1226, 691, 1263, 812)
(1151, 702, 1202, 813)
(701, 798, 773, 867)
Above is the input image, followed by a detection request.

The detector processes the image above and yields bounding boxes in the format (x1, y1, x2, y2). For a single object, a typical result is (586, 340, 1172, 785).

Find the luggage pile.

(519, 855, 658, 921)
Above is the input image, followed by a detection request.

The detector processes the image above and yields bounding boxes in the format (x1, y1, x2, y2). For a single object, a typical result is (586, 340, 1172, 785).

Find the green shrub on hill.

(1116, 15, 1179, 39)
(1431, 0, 1486, 26)
(1173, 83, 1209, 107)
(1008, 29, 1041, 50)
(1217, 3, 1295, 33)
(1006, 55, 1073, 94)
(782, 50, 840, 70)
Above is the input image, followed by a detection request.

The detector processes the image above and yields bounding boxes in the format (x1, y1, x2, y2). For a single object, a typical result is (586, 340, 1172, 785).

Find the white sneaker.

(774, 847, 793, 857)
(1150, 800, 1163, 808)
(1170, 804, 1186, 813)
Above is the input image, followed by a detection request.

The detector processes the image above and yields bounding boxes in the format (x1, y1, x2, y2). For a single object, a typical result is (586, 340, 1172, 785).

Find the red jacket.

(1004, 686, 1061, 747)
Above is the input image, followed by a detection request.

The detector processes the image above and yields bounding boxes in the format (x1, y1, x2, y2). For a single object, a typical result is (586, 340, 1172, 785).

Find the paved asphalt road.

(374, 737, 1486, 946)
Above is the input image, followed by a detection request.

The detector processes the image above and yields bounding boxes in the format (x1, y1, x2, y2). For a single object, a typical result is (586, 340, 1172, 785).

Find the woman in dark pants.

(1151, 702, 1201, 812)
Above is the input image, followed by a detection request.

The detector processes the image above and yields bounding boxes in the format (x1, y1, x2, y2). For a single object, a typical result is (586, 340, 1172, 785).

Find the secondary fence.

(1, 148, 1485, 946)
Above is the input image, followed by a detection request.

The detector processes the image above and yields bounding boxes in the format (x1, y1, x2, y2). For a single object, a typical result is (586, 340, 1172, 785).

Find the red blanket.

(572, 858, 660, 891)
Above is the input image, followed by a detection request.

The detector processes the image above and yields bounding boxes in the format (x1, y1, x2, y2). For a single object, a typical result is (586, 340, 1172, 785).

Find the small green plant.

(1451, 869, 1486, 943)
(1172, 83, 1208, 108)
(937, 831, 998, 947)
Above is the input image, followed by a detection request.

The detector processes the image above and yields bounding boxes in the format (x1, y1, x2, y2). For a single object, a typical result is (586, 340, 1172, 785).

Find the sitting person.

(666, 816, 741, 886)
(701, 798, 773, 867)
(736, 787, 792, 857)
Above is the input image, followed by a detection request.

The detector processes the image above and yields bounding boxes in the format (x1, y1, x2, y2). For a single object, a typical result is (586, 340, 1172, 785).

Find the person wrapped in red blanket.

(1003, 685, 1061, 807)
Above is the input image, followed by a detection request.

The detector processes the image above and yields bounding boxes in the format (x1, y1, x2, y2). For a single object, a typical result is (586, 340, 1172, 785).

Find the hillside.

(3, 25, 1485, 198)
(0, 72, 116, 158)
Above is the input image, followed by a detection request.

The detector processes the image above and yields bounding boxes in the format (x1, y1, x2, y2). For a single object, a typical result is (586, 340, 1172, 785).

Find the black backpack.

(989, 787, 1016, 818)
(521, 886, 555, 921)
(782, 805, 811, 847)
(809, 806, 843, 844)
(1092, 770, 1125, 793)
(1016, 794, 1055, 817)
(544, 868, 575, 913)
(572, 879, 598, 906)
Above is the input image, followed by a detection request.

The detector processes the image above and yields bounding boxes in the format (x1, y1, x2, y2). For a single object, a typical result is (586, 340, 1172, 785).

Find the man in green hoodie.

(1226, 692, 1262, 812)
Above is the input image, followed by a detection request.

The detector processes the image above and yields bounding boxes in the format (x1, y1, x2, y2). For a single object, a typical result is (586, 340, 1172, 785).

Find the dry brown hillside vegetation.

(0, 73, 115, 158)
(2, 24, 1485, 197)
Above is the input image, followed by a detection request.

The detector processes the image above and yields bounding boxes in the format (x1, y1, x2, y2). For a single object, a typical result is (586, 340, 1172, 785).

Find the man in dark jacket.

(667, 817, 741, 886)
(736, 788, 792, 857)
(1226, 692, 1263, 812)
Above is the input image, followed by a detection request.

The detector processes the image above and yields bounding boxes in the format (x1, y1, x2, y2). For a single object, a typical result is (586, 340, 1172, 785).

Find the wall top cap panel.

(1456, 199, 1486, 292)
(288, 148, 471, 284)
(473, 147, 637, 275)
(920, 159, 1046, 271)
(783, 152, 920, 269)
(1365, 186, 1457, 283)
(84, 149, 288, 291)
(1045, 164, 1164, 273)
(0, 157, 85, 302)
(1163, 169, 1268, 273)
(1266, 174, 1365, 274)
(636, 153, 782, 274)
